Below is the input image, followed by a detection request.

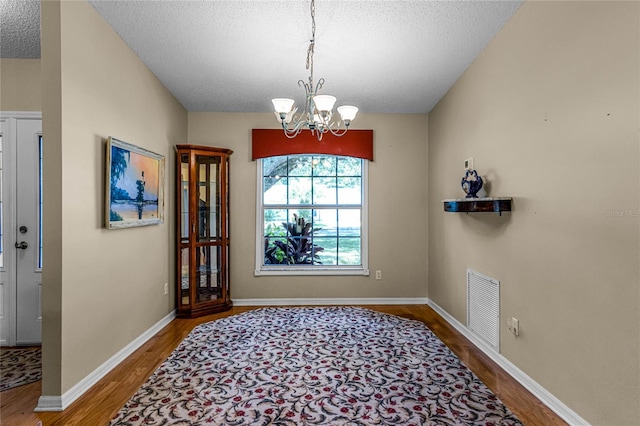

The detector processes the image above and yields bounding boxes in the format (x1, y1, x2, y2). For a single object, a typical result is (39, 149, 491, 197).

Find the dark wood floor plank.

(1, 305, 566, 426)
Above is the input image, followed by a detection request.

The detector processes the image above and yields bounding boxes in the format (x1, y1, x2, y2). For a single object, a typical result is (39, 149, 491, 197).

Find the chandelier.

(271, 0, 358, 141)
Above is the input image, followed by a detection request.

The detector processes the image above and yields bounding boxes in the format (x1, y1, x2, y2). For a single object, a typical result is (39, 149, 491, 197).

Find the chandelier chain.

(305, 0, 316, 88)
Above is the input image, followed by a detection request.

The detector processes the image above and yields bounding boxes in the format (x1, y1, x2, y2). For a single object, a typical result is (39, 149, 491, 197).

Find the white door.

(0, 116, 43, 346)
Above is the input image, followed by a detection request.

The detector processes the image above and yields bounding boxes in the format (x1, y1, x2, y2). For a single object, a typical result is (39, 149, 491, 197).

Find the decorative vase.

(461, 169, 483, 198)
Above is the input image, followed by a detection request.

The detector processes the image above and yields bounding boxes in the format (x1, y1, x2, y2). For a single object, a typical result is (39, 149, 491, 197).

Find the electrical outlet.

(164, 282, 169, 295)
(508, 317, 519, 336)
(375, 270, 382, 280)
(464, 157, 474, 170)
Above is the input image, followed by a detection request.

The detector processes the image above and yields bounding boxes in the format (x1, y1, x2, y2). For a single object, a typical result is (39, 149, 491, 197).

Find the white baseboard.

(233, 297, 429, 306)
(35, 310, 176, 412)
(427, 300, 590, 426)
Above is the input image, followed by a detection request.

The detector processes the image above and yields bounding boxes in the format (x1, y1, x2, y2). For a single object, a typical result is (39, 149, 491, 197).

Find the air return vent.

(467, 269, 500, 351)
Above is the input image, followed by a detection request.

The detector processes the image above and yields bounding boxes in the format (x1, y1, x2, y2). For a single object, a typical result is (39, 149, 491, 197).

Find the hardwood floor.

(1, 305, 567, 426)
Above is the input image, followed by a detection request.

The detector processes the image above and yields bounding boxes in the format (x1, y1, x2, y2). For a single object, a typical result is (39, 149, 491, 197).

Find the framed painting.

(105, 137, 165, 229)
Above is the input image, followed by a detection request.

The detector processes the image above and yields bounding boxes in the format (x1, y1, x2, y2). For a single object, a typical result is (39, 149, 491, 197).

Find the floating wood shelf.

(443, 197, 512, 215)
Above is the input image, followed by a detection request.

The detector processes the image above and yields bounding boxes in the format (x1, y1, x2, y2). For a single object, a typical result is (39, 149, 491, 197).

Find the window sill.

(255, 268, 370, 277)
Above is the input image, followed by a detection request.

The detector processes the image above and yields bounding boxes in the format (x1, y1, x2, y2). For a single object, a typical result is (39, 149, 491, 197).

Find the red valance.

(252, 129, 374, 161)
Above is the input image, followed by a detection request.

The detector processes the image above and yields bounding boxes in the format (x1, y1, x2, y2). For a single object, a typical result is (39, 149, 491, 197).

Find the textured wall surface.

(41, 0, 186, 397)
(428, 2, 639, 424)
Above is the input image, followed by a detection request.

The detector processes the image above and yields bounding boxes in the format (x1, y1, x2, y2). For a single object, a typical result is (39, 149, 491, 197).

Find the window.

(256, 154, 368, 275)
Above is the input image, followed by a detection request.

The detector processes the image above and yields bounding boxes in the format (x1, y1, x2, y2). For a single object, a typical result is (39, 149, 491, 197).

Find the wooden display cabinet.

(176, 145, 232, 317)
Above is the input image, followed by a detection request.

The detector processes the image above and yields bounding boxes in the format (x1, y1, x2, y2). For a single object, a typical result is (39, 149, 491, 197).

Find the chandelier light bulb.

(313, 95, 337, 113)
(337, 105, 359, 122)
(271, 98, 295, 114)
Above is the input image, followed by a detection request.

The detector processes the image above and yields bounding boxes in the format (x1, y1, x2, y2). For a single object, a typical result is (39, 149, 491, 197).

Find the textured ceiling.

(1, 0, 524, 113)
(0, 0, 40, 58)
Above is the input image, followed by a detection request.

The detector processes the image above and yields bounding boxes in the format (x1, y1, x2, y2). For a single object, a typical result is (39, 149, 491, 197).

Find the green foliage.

(265, 222, 286, 237)
(111, 187, 131, 201)
(264, 214, 324, 265)
(110, 146, 129, 200)
(110, 209, 123, 221)
(263, 155, 362, 193)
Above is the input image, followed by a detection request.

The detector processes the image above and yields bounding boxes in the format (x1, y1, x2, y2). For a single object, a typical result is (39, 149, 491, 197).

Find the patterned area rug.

(110, 307, 523, 425)
(0, 347, 41, 391)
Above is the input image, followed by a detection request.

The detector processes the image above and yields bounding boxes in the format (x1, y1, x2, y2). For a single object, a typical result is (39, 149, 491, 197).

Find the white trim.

(254, 164, 263, 270)
(0, 112, 42, 345)
(427, 299, 590, 426)
(0, 111, 42, 120)
(255, 156, 369, 276)
(0, 118, 17, 346)
(35, 310, 176, 412)
(33, 395, 63, 412)
(233, 297, 429, 306)
(254, 268, 369, 276)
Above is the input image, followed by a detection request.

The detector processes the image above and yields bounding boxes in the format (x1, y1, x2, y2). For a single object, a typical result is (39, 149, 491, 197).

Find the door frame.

(0, 111, 42, 346)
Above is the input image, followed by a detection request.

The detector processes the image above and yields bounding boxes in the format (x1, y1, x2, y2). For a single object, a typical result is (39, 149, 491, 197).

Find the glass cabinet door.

(176, 145, 232, 317)
(196, 155, 221, 241)
(195, 155, 221, 304)
(179, 153, 190, 307)
(195, 245, 221, 302)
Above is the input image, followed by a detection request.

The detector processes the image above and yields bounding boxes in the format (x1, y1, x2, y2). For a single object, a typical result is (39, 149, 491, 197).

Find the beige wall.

(33, 0, 639, 421)
(41, 0, 186, 395)
(0, 59, 42, 111)
(188, 113, 428, 300)
(428, 1, 639, 424)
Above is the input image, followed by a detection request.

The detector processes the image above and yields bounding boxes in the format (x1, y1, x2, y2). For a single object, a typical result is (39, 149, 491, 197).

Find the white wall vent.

(467, 269, 500, 351)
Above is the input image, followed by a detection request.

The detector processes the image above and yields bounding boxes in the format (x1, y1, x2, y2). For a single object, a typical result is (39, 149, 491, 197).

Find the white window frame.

(254, 155, 369, 276)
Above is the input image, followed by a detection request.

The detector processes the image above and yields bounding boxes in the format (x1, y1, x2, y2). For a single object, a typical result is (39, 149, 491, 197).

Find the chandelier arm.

(298, 79, 310, 91)
(328, 110, 353, 137)
(282, 114, 310, 135)
(282, 124, 304, 139)
(327, 126, 349, 137)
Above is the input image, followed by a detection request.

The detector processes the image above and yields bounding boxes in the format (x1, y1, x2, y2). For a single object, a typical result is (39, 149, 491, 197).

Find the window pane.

(288, 177, 312, 204)
(264, 177, 287, 205)
(264, 236, 288, 264)
(263, 156, 285, 176)
(338, 237, 361, 265)
(264, 208, 288, 236)
(288, 156, 312, 176)
(263, 208, 289, 264)
(286, 209, 313, 229)
(313, 177, 336, 204)
(337, 157, 362, 176)
(338, 177, 361, 205)
(315, 237, 337, 265)
(338, 209, 361, 236)
(312, 156, 336, 176)
(313, 209, 337, 237)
